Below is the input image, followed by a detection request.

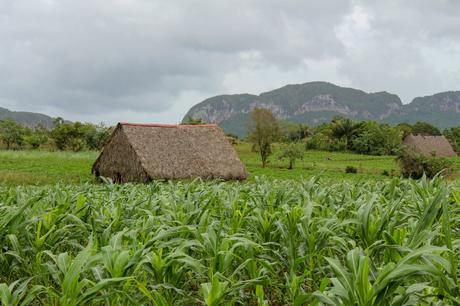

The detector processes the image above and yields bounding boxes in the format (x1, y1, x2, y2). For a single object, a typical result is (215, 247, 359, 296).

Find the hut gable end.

(92, 125, 150, 183)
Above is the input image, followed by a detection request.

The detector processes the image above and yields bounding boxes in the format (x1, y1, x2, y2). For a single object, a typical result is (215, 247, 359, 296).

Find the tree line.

(0, 117, 111, 151)
(2, 111, 459, 158)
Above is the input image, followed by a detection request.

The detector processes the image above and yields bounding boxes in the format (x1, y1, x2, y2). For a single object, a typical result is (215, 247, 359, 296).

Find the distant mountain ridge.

(183, 82, 460, 137)
(0, 107, 55, 128)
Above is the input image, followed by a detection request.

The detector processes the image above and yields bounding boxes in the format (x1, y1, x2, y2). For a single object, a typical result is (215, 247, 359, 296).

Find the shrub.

(25, 133, 48, 149)
(345, 166, 358, 174)
(381, 169, 397, 177)
(305, 133, 346, 151)
(0, 118, 26, 149)
(397, 149, 453, 179)
(278, 143, 304, 169)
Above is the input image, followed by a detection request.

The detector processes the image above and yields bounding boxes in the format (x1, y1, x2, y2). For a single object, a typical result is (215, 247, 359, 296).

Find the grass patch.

(0, 150, 97, 185)
(0, 144, 457, 185)
(238, 143, 399, 182)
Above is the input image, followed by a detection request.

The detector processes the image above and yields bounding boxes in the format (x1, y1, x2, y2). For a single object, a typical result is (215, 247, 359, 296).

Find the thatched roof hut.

(403, 134, 457, 157)
(92, 123, 247, 183)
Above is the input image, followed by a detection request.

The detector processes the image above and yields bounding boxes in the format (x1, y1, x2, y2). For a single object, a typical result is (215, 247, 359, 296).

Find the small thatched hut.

(403, 134, 457, 157)
(92, 123, 248, 182)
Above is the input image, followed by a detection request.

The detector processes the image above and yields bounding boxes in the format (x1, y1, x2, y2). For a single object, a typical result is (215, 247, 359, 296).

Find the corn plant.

(0, 176, 458, 304)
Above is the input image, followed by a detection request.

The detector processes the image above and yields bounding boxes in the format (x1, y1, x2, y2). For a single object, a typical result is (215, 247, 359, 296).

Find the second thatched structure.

(92, 123, 248, 183)
(403, 134, 457, 157)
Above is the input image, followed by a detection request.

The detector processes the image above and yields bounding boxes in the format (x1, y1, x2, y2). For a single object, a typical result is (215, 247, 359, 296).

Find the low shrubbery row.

(0, 118, 111, 151)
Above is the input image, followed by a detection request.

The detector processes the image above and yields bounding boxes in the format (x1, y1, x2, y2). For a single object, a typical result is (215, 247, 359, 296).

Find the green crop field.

(0, 177, 459, 304)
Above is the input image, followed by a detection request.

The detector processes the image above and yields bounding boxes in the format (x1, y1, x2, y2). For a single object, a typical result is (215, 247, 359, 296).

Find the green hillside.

(183, 82, 460, 137)
(0, 107, 55, 128)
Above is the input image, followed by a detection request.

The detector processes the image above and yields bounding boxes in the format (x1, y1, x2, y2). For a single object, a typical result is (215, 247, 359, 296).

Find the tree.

(51, 122, 87, 151)
(350, 122, 403, 155)
(278, 143, 304, 169)
(53, 117, 65, 127)
(350, 121, 386, 155)
(397, 148, 452, 179)
(182, 116, 206, 125)
(443, 126, 460, 153)
(80, 123, 112, 150)
(25, 124, 49, 149)
(396, 123, 413, 138)
(412, 121, 441, 135)
(382, 125, 403, 155)
(247, 108, 280, 167)
(331, 117, 360, 150)
(51, 122, 112, 151)
(0, 118, 26, 149)
(279, 121, 310, 142)
(305, 123, 345, 151)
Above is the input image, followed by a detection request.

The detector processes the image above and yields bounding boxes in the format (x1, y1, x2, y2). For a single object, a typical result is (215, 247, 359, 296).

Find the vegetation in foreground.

(0, 177, 459, 305)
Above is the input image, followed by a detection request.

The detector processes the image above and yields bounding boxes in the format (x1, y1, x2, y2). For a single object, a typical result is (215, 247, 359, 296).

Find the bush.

(381, 169, 397, 177)
(305, 133, 346, 152)
(25, 133, 48, 149)
(345, 166, 358, 174)
(278, 143, 304, 169)
(397, 149, 453, 179)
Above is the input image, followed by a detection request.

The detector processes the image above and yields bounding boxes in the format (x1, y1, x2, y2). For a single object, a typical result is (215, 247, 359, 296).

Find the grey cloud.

(0, 0, 459, 123)
(335, 1, 460, 102)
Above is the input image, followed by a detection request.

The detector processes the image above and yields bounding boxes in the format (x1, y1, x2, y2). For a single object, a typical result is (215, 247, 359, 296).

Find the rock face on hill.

(183, 82, 460, 137)
(387, 91, 460, 128)
(0, 107, 55, 128)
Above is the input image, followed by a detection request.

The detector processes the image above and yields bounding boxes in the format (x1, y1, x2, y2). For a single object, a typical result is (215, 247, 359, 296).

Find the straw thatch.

(403, 134, 457, 157)
(92, 123, 248, 182)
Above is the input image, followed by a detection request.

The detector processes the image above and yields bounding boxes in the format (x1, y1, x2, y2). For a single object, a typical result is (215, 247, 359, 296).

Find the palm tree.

(331, 117, 358, 150)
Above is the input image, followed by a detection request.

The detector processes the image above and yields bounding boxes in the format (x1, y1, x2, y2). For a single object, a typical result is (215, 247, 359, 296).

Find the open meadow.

(0, 143, 459, 185)
(0, 146, 459, 305)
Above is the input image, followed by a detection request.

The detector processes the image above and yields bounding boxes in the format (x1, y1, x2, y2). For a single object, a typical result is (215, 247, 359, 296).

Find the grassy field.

(0, 150, 96, 185)
(0, 144, 458, 185)
(239, 143, 401, 181)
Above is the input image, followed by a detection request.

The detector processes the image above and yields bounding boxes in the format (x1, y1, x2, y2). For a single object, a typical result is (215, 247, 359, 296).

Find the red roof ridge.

(120, 122, 217, 128)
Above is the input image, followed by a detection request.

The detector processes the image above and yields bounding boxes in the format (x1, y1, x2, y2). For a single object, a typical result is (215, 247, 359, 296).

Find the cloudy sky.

(1, 0, 460, 124)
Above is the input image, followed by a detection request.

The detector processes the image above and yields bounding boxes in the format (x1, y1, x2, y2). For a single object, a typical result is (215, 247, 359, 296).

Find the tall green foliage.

(307, 118, 403, 155)
(248, 108, 281, 167)
(182, 116, 206, 125)
(444, 126, 460, 153)
(0, 178, 458, 304)
(397, 149, 453, 179)
(0, 118, 111, 151)
(0, 118, 26, 149)
(51, 122, 111, 151)
(278, 143, 304, 169)
(331, 117, 360, 150)
(412, 121, 441, 135)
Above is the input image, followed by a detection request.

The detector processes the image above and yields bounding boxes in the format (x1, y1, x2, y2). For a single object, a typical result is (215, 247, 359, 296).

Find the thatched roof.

(92, 123, 247, 182)
(403, 134, 457, 157)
